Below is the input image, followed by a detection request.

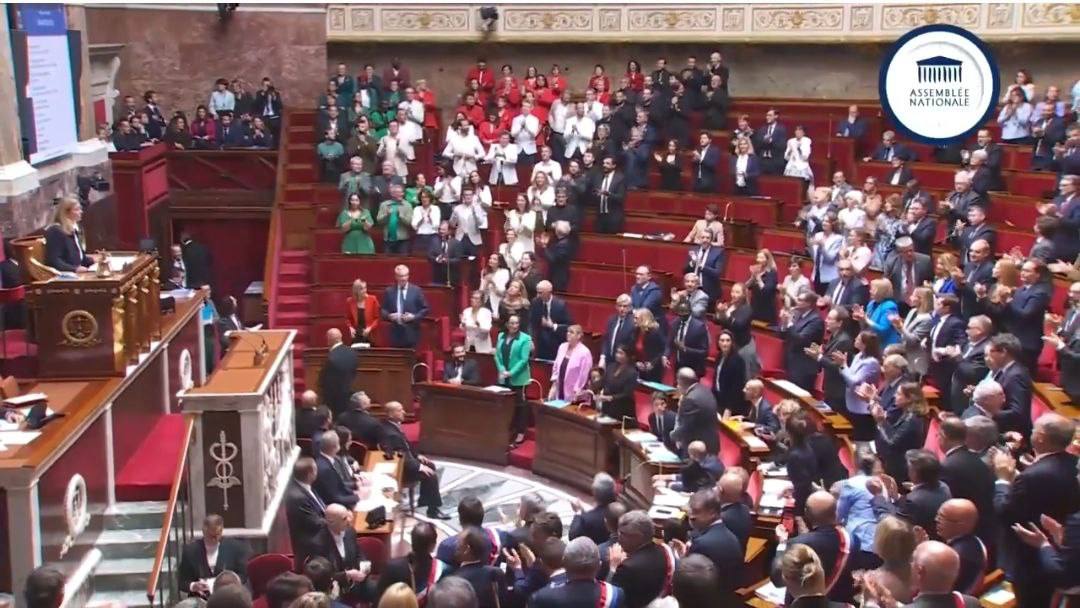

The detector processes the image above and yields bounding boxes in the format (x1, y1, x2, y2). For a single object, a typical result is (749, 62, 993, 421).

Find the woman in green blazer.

(494, 314, 534, 446)
(337, 193, 375, 255)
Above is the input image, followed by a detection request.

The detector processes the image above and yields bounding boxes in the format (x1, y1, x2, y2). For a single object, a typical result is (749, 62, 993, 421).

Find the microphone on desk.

(723, 201, 733, 223)
(230, 330, 270, 365)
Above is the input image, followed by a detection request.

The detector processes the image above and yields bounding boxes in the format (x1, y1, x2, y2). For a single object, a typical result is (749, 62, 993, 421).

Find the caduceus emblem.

(207, 430, 241, 510)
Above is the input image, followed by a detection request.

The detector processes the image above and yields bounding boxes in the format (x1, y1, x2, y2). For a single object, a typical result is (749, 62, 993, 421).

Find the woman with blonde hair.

(550, 325, 594, 401)
(497, 279, 530, 331)
(864, 515, 918, 604)
(932, 252, 959, 295)
(854, 278, 900, 347)
(632, 308, 665, 382)
(504, 193, 540, 255)
(45, 197, 98, 272)
(525, 171, 554, 221)
(892, 286, 933, 376)
(748, 248, 779, 324)
(345, 279, 380, 345)
(992, 257, 1020, 288)
(730, 136, 761, 195)
(290, 592, 331, 608)
(780, 544, 846, 607)
(376, 583, 419, 608)
(461, 290, 493, 353)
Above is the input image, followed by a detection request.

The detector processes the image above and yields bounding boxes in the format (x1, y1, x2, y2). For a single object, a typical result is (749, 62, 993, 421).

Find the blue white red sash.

(951, 590, 966, 608)
(825, 526, 852, 593)
(485, 528, 502, 565)
(658, 541, 677, 596)
(597, 581, 618, 608)
(415, 559, 447, 606)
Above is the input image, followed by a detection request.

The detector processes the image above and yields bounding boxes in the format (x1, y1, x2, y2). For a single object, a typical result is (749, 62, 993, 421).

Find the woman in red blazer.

(345, 279, 380, 345)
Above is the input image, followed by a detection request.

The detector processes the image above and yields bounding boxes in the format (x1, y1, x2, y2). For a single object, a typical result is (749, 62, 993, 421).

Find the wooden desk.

(415, 382, 516, 466)
(353, 450, 401, 539)
(533, 403, 615, 494)
(303, 347, 416, 411)
(613, 431, 681, 509)
(763, 378, 852, 436)
(1033, 382, 1080, 419)
(719, 419, 772, 470)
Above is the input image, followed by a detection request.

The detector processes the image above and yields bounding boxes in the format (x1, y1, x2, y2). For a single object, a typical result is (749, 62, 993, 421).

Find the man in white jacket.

(450, 188, 488, 257)
(485, 132, 519, 186)
(511, 100, 540, 165)
(563, 103, 595, 160)
(441, 120, 485, 177)
(399, 87, 425, 143)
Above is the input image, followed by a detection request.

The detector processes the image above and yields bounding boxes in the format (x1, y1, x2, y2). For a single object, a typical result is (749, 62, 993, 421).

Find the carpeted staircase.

(273, 250, 314, 393)
(115, 414, 186, 502)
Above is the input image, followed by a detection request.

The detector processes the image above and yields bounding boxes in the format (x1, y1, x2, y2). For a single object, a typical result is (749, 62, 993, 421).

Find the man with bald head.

(381, 264, 429, 348)
(294, 389, 324, 442)
(653, 440, 723, 493)
(717, 471, 752, 551)
(771, 491, 861, 603)
(940, 171, 986, 225)
(313, 430, 359, 509)
(530, 280, 572, 360)
(305, 503, 375, 603)
(994, 413, 1080, 608)
(318, 328, 357, 416)
(953, 239, 994, 318)
(936, 499, 987, 594)
(902, 541, 980, 607)
(674, 488, 741, 603)
(671, 368, 719, 455)
(938, 415, 995, 548)
(378, 400, 449, 519)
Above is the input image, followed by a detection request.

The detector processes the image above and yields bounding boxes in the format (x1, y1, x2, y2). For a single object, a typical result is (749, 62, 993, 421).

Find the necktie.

(679, 321, 689, 343)
(397, 287, 405, 316)
(767, 124, 774, 138)
(886, 147, 894, 161)
(905, 263, 915, 297)
(834, 281, 846, 305)
(930, 317, 943, 346)
(601, 174, 612, 213)
(813, 245, 823, 283)
(963, 343, 974, 358)
(546, 300, 552, 323)
(611, 317, 623, 353)
(309, 486, 326, 511)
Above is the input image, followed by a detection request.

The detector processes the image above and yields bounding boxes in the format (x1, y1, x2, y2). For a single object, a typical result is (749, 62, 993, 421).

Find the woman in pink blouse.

(548, 324, 594, 401)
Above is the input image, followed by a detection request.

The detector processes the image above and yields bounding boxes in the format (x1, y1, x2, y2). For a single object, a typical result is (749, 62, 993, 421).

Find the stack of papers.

(646, 447, 681, 464)
(3, 393, 47, 406)
(595, 415, 619, 425)
(543, 399, 572, 409)
(754, 581, 786, 604)
(772, 379, 810, 398)
(647, 505, 684, 520)
(623, 430, 658, 443)
(760, 478, 793, 510)
(653, 491, 690, 509)
(0, 431, 42, 446)
(482, 385, 512, 393)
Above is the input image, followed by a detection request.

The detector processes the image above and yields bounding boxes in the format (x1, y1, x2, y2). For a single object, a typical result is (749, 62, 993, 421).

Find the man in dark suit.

(284, 458, 326, 571)
(594, 156, 626, 233)
(530, 281, 572, 361)
(893, 542, 981, 608)
(981, 259, 1052, 372)
(654, 440, 724, 493)
(304, 504, 375, 603)
(926, 295, 967, 412)
(938, 416, 996, 548)
(1031, 104, 1067, 171)
(648, 393, 677, 451)
(569, 473, 618, 545)
(1048, 287, 1080, 402)
(630, 265, 666, 334)
(379, 401, 448, 519)
(318, 329, 357, 417)
(939, 173, 986, 225)
(435, 496, 514, 567)
(216, 112, 251, 148)
(692, 131, 720, 192)
(529, 536, 626, 608)
(294, 390, 329, 443)
(718, 471, 753, 552)
(966, 129, 1004, 191)
(671, 368, 719, 455)
(836, 105, 868, 141)
(446, 528, 504, 608)
(864, 130, 914, 163)
(819, 260, 870, 310)
(948, 318, 991, 416)
(214, 295, 245, 354)
(817, 307, 855, 413)
(178, 515, 251, 596)
(442, 344, 480, 386)
(600, 295, 635, 369)
(742, 379, 780, 433)
(951, 204, 996, 264)
(779, 292, 825, 391)
(683, 230, 725, 303)
(539, 221, 575, 292)
(668, 301, 710, 377)
(752, 109, 787, 174)
(952, 239, 994, 319)
(902, 199, 938, 256)
(936, 498, 989, 595)
(380, 264, 429, 349)
(884, 158, 915, 187)
(884, 237, 933, 302)
(336, 391, 382, 447)
(771, 491, 861, 604)
(427, 222, 464, 286)
(180, 231, 213, 289)
(370, 161, 405, 212)
(993, 413, 1080, 608)
(894, 450, 953, 537)
(678, 488, 742, 603)
(608, 511, 673, 608)
(313, 431, 358, 509)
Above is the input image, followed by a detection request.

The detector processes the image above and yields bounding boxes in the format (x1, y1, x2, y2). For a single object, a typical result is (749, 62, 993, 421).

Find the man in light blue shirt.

(209, 78, 235, 117)
(1032, 85, 1067, 118)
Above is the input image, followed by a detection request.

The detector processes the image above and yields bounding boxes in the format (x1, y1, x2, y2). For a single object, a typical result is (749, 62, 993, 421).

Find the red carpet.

(116, 414, 185, 502)
(508, 439, 536, 470)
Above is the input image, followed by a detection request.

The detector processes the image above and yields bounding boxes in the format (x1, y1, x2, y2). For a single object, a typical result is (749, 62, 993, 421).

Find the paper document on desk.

(647, 505, 683, 520)
(771, 379, 810, 398)
(653, 491, 690, 508)
(166, 289, 197, 300)
(595, 415, 619, 425)
(482, 385, 513, 393)
(372, 462, 398, 477)
(543, 399, 571, 409)
(754, 581, 786, 604)
(743, 434, 768, 450)
(647, 449, 681, 464)
(622, 430, 657, 443)
(760, 478, 793, 509)
(621, 232, 644, 239)
(0, 431, 41, 445)
(4, 393, 48, 407)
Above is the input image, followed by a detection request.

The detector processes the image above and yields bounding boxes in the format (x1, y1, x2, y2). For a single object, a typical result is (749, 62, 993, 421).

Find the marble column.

(66, 5, 98, 141)
(0, 9, 38, 196)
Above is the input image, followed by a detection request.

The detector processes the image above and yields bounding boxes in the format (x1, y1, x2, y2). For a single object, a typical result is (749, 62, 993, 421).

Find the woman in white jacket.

(503, 193, 539, 255)
(783, 125, 813, 189)
(460, 290, 493, 353)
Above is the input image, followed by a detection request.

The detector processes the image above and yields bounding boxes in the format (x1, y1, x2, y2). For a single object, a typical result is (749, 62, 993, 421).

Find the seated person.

(178, 515, 251, 597)
(379, 401, 448, 519)
(443, 344, 481, 386)
(44, 197, 99, 272)
(652, 440, 724, 493)
(111, 117, 146, 151)
(648, 392, 677, 452)
(312, 431, 359, 510)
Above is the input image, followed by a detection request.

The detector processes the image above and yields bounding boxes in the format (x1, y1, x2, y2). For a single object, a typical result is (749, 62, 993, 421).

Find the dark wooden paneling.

(416, 383, 516, 466)
(533, 406, 612, 494)
(303, 348, 415, 409)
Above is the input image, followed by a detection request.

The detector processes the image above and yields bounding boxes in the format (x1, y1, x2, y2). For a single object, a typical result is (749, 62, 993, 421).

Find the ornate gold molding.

(326, 3, 1080, 42)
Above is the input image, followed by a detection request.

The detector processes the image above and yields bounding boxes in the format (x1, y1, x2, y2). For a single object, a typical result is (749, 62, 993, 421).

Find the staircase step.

(280, 250, 311, 261)
(278, 283, 309, 297)
(79, 528, 159, 559)
(87, 589, 153, 608)
(93, 557, 156, 592)
(102, 501, 167, 530)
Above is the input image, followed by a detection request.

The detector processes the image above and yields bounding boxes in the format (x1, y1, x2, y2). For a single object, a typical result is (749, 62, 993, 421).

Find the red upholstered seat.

(246, 553, 293, 598)
(356, 537, 387, 576)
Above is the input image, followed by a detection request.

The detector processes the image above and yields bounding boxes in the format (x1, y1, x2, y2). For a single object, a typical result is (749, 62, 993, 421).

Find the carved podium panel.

(21, 251, 162, 378)
(182, 330, 298, 531)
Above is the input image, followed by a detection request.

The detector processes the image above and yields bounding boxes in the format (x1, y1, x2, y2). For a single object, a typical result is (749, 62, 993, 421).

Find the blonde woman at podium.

(45, 197, 100, 272)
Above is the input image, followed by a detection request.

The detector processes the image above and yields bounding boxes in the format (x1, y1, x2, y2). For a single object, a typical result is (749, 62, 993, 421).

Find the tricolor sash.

(658, 541, 677, 596)
(414, 559, 447, 606)
(824, 526, 852, 593)
(485, 528, 503, 565)
(597, 581, 618, 608)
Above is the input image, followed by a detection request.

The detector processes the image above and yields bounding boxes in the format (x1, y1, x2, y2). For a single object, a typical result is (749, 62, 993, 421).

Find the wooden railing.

(263, 110, 292, 328)
(145, 415, 197, 607)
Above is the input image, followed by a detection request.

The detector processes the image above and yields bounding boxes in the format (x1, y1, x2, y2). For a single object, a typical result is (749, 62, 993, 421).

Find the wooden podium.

(17, 249, 163, 378)
(415, 382, 515, 466)
(303, 347, 415, 411)
(182, 330, 298, 531)
(533, 403, 614, 493)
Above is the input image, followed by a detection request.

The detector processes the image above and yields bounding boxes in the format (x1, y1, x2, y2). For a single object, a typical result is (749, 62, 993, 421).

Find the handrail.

(263, 110, 292, 328)
(145, 415, 197, 603)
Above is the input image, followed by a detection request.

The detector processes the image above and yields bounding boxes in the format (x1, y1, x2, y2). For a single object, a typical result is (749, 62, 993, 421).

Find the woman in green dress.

(404, 172, 434, 206)
(337, 193, 375, 255)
